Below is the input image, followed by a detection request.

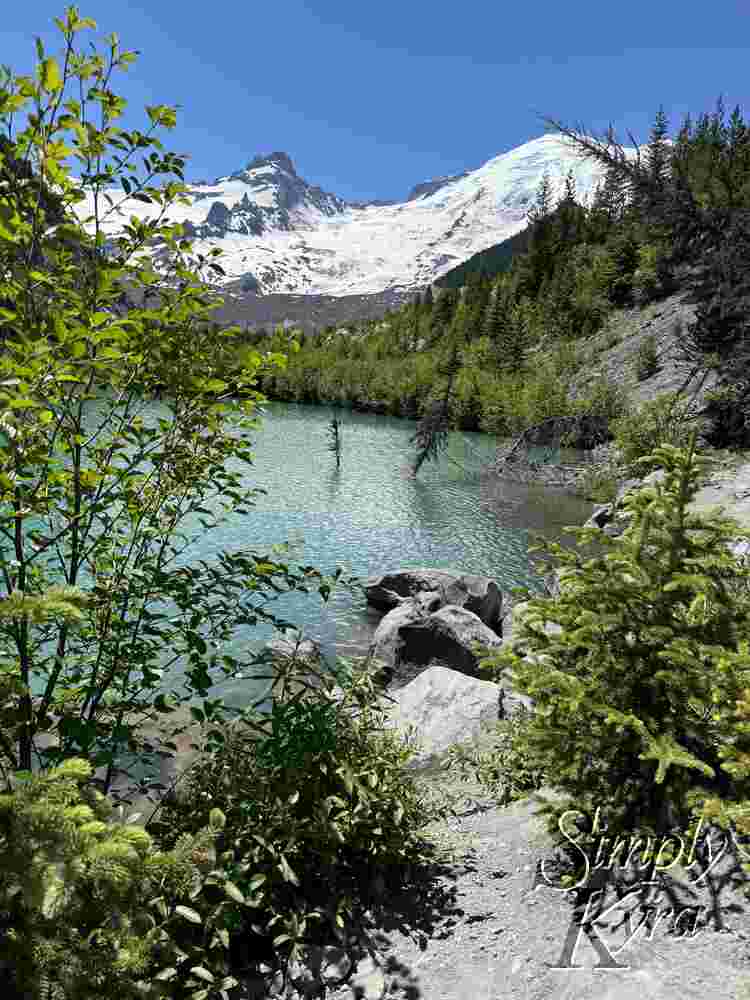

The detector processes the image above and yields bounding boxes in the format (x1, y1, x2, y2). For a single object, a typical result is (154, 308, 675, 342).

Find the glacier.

(80, 133, 622, 297)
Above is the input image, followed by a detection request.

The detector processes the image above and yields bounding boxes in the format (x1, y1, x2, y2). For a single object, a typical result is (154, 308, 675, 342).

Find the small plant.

(0, 759, 239, 1000)
(604, 329, 622, 350)
(612, 391, 695, 473)
(635, 332, 660, 381)
(574, 464, 619, 503)
(443, 709, 545, 806)
(573, 376, 629, 424)
(149, 654, 452, 990)
(472, 435, 750, 846)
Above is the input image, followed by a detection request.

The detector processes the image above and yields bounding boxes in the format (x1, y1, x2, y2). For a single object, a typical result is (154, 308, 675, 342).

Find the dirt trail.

(328, 773, 750, 1000)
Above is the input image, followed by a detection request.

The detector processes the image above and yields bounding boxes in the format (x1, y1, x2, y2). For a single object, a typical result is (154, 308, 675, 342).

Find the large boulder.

(370, 604, 504, 687)
(378, 665, 509, 768)
(364, 568, 503, 634)
(364, 568, 465, 610)
(369, 593, 442, 673)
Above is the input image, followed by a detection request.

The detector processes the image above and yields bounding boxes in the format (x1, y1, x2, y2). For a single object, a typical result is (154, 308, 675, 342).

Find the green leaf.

(277, 856, 299, 886)
(39, 57, 62, 92)
(189, 967, 215, 983)
(175, 905, 202, 924)
(223, 881, 245, 904)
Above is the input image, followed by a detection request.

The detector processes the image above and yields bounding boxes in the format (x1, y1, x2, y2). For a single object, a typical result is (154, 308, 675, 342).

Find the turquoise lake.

(168, 400, 595, 709)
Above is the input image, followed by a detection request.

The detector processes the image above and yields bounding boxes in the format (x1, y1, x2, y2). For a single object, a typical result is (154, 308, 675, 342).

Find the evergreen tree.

(483, 283, 510, 347)
(518, 172, 559, 298)
(409, 342, 461, 474)
(645, 105, 671, 186)
(476, 437, 750, 839)
(527, 170, 554, 226)
(429, 287, 456, 344)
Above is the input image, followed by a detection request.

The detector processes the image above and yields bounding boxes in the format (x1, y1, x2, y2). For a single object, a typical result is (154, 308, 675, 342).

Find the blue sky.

(4, 2, 749, 203)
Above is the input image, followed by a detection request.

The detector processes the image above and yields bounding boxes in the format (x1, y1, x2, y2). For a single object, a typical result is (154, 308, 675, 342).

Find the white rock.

(378, 665, 507, 767)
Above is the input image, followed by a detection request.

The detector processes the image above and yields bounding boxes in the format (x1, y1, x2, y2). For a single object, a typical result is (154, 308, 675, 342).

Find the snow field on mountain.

(79, 134, 620, 296)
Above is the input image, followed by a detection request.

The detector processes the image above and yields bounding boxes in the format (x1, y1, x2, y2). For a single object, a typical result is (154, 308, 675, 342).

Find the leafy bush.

(612, 391, 695, 473)
(632, 242, 675, 303)
(635, 332, 661, 381)
(443, 708, 545, 806)
(573, 375, 629, 424)
(604, 329, 622, 350)
(473, 438, 750, 848)
(148, 655, 450, 984)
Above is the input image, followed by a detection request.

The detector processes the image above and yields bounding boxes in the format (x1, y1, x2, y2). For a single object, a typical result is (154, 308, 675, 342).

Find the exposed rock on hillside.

(568, 281, 718, 415)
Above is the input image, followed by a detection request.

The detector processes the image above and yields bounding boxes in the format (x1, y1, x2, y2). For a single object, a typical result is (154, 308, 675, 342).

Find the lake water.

(171, 400, 595, 709)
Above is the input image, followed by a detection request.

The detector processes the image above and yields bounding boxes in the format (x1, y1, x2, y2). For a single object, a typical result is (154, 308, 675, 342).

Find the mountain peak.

(246, 151, 296, 174)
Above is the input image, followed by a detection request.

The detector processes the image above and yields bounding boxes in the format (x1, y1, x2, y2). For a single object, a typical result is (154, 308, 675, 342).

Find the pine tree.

(409, 342, 461, 474)
(527, 170, 553, 226)
(645, 105, 671, 186)
(483, 283, 510, 349)
(518, 172, 559, 298)
(429, 288, 456, 344)
(476, 436, 750, 840)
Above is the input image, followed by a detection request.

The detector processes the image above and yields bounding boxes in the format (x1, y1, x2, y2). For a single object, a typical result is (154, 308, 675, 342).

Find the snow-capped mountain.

(85, 134, 617, 298)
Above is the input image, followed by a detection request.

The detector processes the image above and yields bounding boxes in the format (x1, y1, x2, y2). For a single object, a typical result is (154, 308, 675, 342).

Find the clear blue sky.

(4, 2, 749, 203)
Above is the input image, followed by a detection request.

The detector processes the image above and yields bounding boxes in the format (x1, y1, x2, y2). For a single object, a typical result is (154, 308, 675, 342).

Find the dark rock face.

(584, 504, 614, 530)
(364, 568, 503, 635)
(369, 602, 504, 689)
(206, 201, 231, 227)
(246, 152, 296, 174)
(191, 152, 347, 241)
(398, 606, 504, 676)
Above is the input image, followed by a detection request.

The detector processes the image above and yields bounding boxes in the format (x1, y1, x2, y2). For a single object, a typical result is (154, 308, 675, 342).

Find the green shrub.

(573, 375, 629, 425)
(635, 332, 660, 381)
(632, 242, 675, 303)
(472, 437, 750, 853)
(443, 708, 545, 806)
(149, 656, 450, 983)
(612, 391, 695, 473)
(604, 329, 622, 350)
(0, 759, 239, 1000)
(574, 464, 620, 503)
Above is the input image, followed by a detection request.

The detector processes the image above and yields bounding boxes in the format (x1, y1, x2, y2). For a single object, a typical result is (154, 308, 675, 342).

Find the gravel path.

(328, 777, 750, 1000)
